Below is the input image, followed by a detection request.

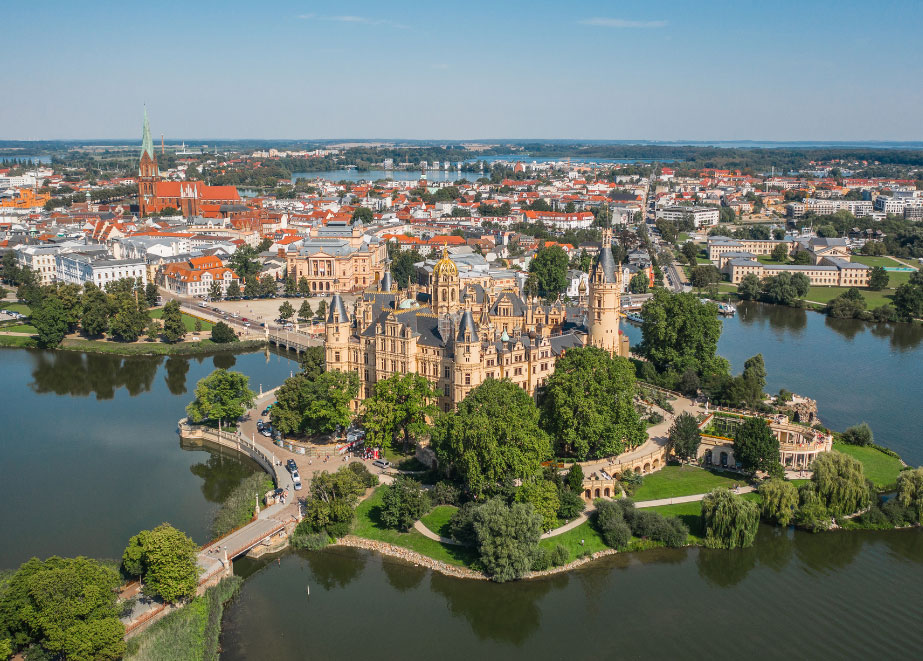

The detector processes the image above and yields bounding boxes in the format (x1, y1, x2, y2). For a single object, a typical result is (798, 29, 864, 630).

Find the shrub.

(648, 411, 664, 424)
(896, 467, 923, 523)
(447, 502, 479, 545)
(594, 499, 631, 549)
(840, 422, 874, 446)
(882, 499, 916, 526)
(515, 480, 561, 531)
(620, 470, 643, 496)
(852, 506, 892, 530)
(379, 476, 430, 531)
(530, 548, 551, 572)
(550, 544, 569, 566)
(345, 461, 379, 489)
(557, 488, 586, 521)
(291, 522, 330, 550)
(325, 520, 352, 539)
(210, 321, 238, 343)
(471, 499, 542, 582)
(430, 481, 460, 505)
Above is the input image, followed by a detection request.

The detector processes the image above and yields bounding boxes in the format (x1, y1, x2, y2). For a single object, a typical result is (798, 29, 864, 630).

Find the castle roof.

(456, 309, 478, 342)
(327, 293, 349, 323)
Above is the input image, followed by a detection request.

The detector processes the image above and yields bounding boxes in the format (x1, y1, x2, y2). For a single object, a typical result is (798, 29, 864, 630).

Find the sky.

(2, 0, 922, 141)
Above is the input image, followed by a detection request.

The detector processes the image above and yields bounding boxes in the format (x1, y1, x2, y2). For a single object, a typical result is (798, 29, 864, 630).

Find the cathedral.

(137, 109, 241, 217)
(325, 230, 629, 411)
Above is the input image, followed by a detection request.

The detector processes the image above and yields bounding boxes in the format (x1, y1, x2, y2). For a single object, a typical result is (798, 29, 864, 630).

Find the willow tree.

(702, 488, 760, 549)
(758, 478, 799, 526)
(810, 451, 870, 516)
(896, 467, 923, 523)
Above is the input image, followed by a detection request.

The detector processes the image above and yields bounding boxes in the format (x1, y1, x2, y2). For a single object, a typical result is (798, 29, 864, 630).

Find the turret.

(325, 293, 351, 369)
(587, 228, 624, 355)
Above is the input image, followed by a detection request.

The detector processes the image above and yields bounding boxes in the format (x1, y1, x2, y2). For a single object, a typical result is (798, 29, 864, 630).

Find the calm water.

(0, 347, 298, 569)
(291, 169, 476, 184)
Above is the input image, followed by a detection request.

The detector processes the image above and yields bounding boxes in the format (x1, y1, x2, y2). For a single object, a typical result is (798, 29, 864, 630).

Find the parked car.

(372, 459, 390, 470)
(292, 471, 302, 490)
(260, 426, 273, 437)
(286, 459, 297, 473)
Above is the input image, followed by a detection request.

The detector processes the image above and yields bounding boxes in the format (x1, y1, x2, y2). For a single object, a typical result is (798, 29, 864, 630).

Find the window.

(335, 352, 341, 362)
(464, 373, 470, 385)
(444, 366, 450, 378)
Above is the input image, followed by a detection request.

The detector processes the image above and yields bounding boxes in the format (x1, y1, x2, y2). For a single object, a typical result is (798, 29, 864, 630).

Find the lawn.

(0, 323, 37, 334)
(833, 443, 903, 490)
(0, 334, 36, 347)
(756, 255, 787, 265)
(59, 337, 264, 355)
(695, 255, 713, 264)
(645, 492, 762, 544)
(804, 286, 893, 308)
(538, 520, 609, 563)
(632, 465, 744, 502)
(353, 487, 477, 567)
(0, 303, 32, 316)
(150, 308, 214, 332)
(420, 505, 457, 538)
(851, 256, 910, 269)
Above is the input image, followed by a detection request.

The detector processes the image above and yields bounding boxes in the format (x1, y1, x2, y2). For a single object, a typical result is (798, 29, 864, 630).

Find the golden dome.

(433, 247, 458, 279)
(578, 279, 587, 292)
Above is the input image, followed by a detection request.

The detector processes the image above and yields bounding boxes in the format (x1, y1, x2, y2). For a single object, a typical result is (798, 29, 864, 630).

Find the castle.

(325, 229, 629, 411)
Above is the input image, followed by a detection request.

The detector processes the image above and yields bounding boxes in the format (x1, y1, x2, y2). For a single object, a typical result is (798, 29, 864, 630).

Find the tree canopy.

(639, 289, 728, 377)
(733, 416, 780, 474)
(186, 369, 255, 426)
(758, 478, 799, 526)
(121, 523, 199, 603)
(362, 373, 437, 452)
(810, 451, 870, 516)
(160, 300, 186, 343)
(270, 370, 358, 437)
(702, 488, 760, 549)
(471, 498, 542, 582)
(525, 245, 569, 299)
(668, 412, 701, 462)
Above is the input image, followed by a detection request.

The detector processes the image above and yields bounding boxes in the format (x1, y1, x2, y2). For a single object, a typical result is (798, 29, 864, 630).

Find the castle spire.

(141, 107, 155, 161)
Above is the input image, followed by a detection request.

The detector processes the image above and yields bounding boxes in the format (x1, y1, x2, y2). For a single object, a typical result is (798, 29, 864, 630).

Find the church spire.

(141, 107, 155, 161)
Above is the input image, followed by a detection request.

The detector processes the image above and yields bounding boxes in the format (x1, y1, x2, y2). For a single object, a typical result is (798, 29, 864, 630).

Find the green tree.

(566, 463, 584, 493)
(270, 370, 358, 436)
(681, 241, 699, 265)
(284, 274, 297, 297)
(186, 369, 255, 428)
(868, 266, 889, 290)
(733, 417, 780, 474)
(160, 300, 186, 343)
(758, 478, 799, 525)
(840, 422, 874, 446)
(226, 280, 242, 300)
(737, 273, 761, 300)
(53, 282, 83, 331)
(278, 300, 295, 322)
(362, 373, 437, 452)
(760, 272, 810, 306)
(301, 465, 364, 534)
(742, 354, 767, 405)
(210, 321, 238, 343)
(432, 378, 551, 498)
(228, 245, 261, 280)
(594, 498, 632, 549)
(80, 283, 110, 337)
(690, 265, 721, 289)
(896, 467, 923, 523)
(317, 299, 327, 319)
(380, 476, 431, 531)
(298, 300, 313, 321)
(121, 523, 199, 603)
(893, 282, 923, 320)
(32, 295, 68, 347)
(525, 245, 569, 300)
(352, 206, 373, 224)
(540, 346, 646, 460)
(208, 280, 223, 301)
(145, 282, 160, 306)
(810, 452, 870, 516)
(515, 479, 561, 531)
(668, 412, 701, 462)
(791, 250, 812, 265)
(0, 556, 125, 660)
(701, 488, 760, 549)
(771, 243, 789, 262)
(471, 498, 542, 582)
(826, 288, 866, 319)
(145, 317, 162, 341)
(109, 295, 148, 342)
(243, 276, 260, 299)
(256, 237, 273, 253)
(297, 276, 311, 297)
(639, 289, 728, 377)
(628, 271, 649, 294)
(299, 345, 326, 379)
(259, 275, 277, 298)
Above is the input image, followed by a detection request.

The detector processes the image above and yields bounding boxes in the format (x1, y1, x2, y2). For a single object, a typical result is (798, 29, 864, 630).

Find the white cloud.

(298, 14, 408, 29)
(578, 18, 667, 28)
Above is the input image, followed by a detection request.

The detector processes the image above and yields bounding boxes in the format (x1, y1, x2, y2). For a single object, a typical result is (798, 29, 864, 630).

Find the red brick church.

(138, 110, 241, 217)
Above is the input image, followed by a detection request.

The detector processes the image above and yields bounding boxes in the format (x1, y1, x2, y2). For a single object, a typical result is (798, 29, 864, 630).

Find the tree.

(270, 370, 359, 437)
(628, 271, 649, 294)
(827, 288, 866, 319)
(758, 478, 799, 525)
(737, 273, 761, 300)
(228, 245, 261, 280)
(690, 265, 721, 289)
(301, 465, 364, 535)
(297, 276, 311, 297)
(893, 282, 923, 320)
(742, 354, 767, 405)
(32, 295, 68, 347)
(109, 295, 147, 342)
(810, 451, 870, 516)
(840, 422, 873, 446)
(186, 369, 255, 428)
(145, 317, 162, 341)
(210, 321, 238, 343)
(298, 300, 313, 321)
(208, 280, 223, 301)
(317, 299, 327, 319)
(259, 275, 277, 298)
(896, 467, 923, 523)
(226, 280, 242, 300)
(701, 488, 760, 549)
(771, 243, 789, 262)
(594, 499, 632, 549)
(566, 463, 584, 493)
(432, 378, 551, 498)
(243, 276, 260, 299)
(144, 282, 159, 307)
(733, 417, 780, 474)
(278, 300, 295, 322)
(760, 272, 810, 306)
(380, 476, 430, 531)
(471, 498, 542, 582)
(681, 241, 699, 266)
(80, 283, 110, 337)
(299, 345, 326, 379)
(539, 346, 646, 460)
(817, 224, 837, 238)
(122, 523, 199, 603)
(160, 300, 186, 343)
(283, 274, 297, 297)
(515, 479, 561, 531)
(352, 206, 373, 224)
(0, 556, 125, 660)
(256, 237, 273, 253)
(639, 289, 728, 377)
(791, 250, 812, 265)
(868, 266, 889, 290)
(526, 245, 569, 299)
(668, 412, 701, 462)
(362, 373, 437, 452)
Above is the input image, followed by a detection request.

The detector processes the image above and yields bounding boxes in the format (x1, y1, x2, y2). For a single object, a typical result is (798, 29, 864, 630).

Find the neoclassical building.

(325, 231, 629, 411)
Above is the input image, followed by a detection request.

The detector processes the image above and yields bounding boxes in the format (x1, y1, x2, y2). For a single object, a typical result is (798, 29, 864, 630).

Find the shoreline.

(0, 335, 267, 356)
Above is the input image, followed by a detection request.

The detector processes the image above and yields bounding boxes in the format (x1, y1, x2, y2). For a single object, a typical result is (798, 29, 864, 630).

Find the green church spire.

(140, 107, 154, 161)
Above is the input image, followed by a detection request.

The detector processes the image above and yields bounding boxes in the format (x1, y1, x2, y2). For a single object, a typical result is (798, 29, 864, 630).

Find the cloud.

(578, 18, 667, 28)
(298, 14, 408, 29)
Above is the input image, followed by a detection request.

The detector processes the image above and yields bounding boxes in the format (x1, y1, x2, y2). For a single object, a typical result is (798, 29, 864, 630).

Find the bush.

(345, 461, 379, 489)
(614, 500, 688, 547)
(530, 548, 551, 572)
(379, 476, 430, 531)
(620, 470, 643, 496)
(210, 473, 273, 539)
(882, 499, 916, 526)
(430, 481, 460, 505)
(550, 544, 570, 566)
(210, 321, 238, 343)
(852, 505, 892, 530)
(594, 499, 631, 549)
(325, 520, 352, 539)
(471, 498, 542, 582)
(557, 488, 586, 521)
(447, 502, 479, 545)
(648, 411, 664, 424)
(290, 522, 330, 550)
(840, 423, 874, 446)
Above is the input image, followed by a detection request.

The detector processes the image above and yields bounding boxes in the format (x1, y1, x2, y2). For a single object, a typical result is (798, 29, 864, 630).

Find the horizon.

(2, 0, 921, 142)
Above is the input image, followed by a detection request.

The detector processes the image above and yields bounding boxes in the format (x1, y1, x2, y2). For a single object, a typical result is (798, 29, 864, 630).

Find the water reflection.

(164, 356, 190, 395)
(736, 301, 807, 335)
(29, 351, 163, 399)
(213, 353, 237, 370)
(824, 316, 865, 342)
(186, 444, 261, 503)
(869, 321, 923, 352)
(300, 546, 368, 590)
(381, 557, 426, 592)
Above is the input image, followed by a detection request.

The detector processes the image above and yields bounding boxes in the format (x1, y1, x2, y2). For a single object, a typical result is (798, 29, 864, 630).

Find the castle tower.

(587, 228, 624, 356)
(431, 248, 460, 315)
(453, 308, 481, 404)
(138, 108, 160, 216)
(325, 293, 351, 370)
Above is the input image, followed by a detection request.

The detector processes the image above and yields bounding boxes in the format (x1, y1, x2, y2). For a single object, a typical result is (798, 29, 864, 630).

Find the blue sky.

(2, 0, 921, 140)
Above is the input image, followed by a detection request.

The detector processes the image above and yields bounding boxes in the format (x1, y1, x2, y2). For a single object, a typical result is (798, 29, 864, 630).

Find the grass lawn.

(1, 323, 37, 334)
(833, 443, 903, 490)
(632, 465, 744, 502)
(695, 256, 713, 264)
(59, 337, 263, 355)
(0, 303, 32, 316)
(804, 286, 893, 308)
(353, 487, 477, 567)
(756, 255, 787, 265)
(0, 334, 36, 347)
(677, 232, 690, 244)
(851, 256, 909, 269)
(150, 308, 214, 332)
(645, 492, 761, 544)
(420, 505, 457, 538)
(538, 520, 609, 563)
(717, 283, 739, 292)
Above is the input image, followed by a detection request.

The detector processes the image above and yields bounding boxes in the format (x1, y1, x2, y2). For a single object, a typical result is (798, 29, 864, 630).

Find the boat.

(624, 312, 644, 324)
(716, 302, 736, 316)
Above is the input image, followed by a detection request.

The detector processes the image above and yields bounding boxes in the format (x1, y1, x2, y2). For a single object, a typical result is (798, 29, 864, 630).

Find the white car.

(291, 471, 302, 490)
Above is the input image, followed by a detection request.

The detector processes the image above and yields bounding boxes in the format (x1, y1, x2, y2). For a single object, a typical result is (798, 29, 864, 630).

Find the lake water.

(0, 347, 299, 569)
(291, 169, 474, 184)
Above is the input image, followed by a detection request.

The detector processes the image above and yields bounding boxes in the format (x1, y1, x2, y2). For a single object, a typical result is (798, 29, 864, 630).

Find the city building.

(161, 255, 239, 297)
(656, 205, 720, 228)
(284, 220, 387, 293)
(55, 252, 148, 287)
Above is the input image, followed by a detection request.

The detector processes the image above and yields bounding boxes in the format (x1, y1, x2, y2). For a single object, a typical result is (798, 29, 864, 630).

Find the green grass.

(0, 334, 36, 347)
(59, 338, 264, 355)
(632, 465, 744, 502)
(150, 308, 214, 332)
(353, 487, 478, 567)
(420, 505, 458, 538)
(756, 255, 788, 265)
(695, 255, 713, 264)
(645, 492, 761, 544)
(833, 443, 903, 490)
(677, 232, 691, 244)
(851, 256, 909, 269)
(538, 520, 609, 563)
(804, 286, 893, 308)
(0, 323, 37, 334)
(0, 303, 31, 315)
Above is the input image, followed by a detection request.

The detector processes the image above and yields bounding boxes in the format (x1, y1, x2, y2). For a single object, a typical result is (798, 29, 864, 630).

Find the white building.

(656, 205, 720, 228)
(55, 253, 148, 287)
